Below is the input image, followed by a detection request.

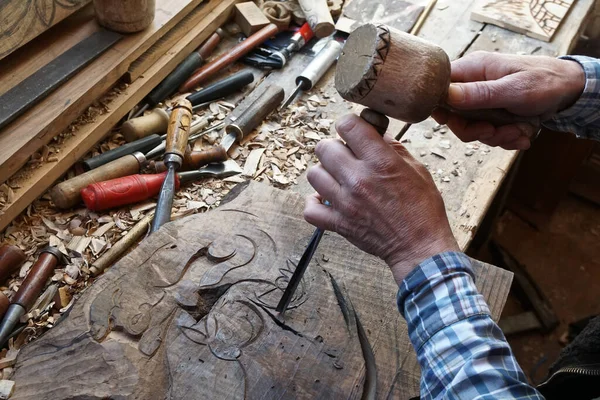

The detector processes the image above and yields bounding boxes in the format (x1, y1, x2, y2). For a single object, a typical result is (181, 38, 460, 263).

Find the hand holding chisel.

(150, 97, 193, 233)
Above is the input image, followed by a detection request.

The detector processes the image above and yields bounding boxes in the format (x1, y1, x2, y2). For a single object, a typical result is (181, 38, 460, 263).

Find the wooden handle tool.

(153, 145, 228, 173)
(51, 152, 146, 209)
(180, 23, 280, 92)
(150, 97, 193, 233)
(336, 23, 540, 128)
(0, 245, 26, 286)
(297, 0, 335, 38)
(121, 108, 170, 142)
(165, 98, 193, 160)
(224, 85, 285, 146)
(0, 247, 64, 346)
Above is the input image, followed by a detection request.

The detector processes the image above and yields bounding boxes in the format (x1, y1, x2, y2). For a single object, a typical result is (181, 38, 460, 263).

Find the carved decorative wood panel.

(10, 182, 511, 399)
(471, 0, 575, 41)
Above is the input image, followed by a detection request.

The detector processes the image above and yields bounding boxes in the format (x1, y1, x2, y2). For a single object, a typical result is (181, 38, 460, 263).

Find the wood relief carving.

(0, 0, 91, 60)
(471, 0, 575, 42)
(9, 182, 511, 399)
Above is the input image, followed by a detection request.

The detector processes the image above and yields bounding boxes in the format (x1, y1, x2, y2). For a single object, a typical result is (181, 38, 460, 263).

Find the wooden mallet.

(335, 23, 539, 128)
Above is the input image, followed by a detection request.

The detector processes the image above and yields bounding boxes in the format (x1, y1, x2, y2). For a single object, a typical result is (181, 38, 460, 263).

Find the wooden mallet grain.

(336, 23, 540, 128)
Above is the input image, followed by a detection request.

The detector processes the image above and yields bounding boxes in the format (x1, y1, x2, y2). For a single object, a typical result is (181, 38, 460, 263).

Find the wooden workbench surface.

(312, 0, 596, 250)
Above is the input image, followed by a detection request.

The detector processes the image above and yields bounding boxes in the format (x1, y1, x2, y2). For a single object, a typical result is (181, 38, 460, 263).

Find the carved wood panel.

(10, 182, 511, 399)
(471, 0, 576, 41)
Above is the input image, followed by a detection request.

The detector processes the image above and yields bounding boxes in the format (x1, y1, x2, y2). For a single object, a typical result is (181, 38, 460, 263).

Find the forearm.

(543, 56, 600, 141)
(397, 252, 543, 399)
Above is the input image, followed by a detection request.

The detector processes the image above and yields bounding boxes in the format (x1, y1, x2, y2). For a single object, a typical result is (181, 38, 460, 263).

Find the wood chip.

(90, 238, 107, 255)
(91, 222, 114, 237)
(42, 218, 59, 233)
(423, 131, 433, 139)
(187, 201, 208, 210)
(465, 150, 475, 156)
(431, 150, 446, 159)
(67, 236, 91, 254)
(304, 131, 321, 141)
(243, 148, 266, 177)
(0, 379, 15, 399)
(54, 286, 72, 310)
(439, 139, 451, 149)
(0, 350, 18, 369)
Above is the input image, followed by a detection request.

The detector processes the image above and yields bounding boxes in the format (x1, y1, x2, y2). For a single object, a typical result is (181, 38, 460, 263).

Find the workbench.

(315, 0, 597, 251)
(4, 1, 597, 398)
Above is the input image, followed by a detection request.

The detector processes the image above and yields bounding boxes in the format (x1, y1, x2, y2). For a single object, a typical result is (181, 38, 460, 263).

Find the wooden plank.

(0, 0, 91, 61)
(471, 0, 576, 42)
(0, 5, 97, 96)
(10, 182, 512, 400)
(124, 0, 222, 83)
(0, 0, 204, 185)
(0, 0, 239, 234)
(467, 0, 596, 56)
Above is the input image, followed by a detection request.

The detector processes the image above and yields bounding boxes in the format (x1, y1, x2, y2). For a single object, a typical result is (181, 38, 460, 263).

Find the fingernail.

(447, 84, 465, 105)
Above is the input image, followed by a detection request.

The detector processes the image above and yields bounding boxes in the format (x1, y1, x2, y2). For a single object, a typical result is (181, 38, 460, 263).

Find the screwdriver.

(81, 160, 242, 211)
(280, 39, 343, 110)
(0, 246, 64, 346)
(150, 97, 193, 233)
(132, 29, 225, 119)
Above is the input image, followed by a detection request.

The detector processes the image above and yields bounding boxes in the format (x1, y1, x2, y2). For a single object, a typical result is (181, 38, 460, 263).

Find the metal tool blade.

(280, 83, 303, 111)
(150, 165, 177, 233)
(276, 227, 325, 313)
(220, 132, 237, 153)
(178, 160, 242, 183)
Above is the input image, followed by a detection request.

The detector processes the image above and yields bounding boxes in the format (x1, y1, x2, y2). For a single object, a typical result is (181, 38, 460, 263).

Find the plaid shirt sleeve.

(542, 55, 600, 140)
(397, 252, 544, 399)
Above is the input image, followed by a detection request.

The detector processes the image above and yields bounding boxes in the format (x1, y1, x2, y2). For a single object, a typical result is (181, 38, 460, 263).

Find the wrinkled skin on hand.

(433, 51, 586, 150)
(304, 114, 459, 285)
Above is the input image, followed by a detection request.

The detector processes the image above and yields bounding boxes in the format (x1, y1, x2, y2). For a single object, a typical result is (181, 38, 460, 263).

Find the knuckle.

(473, 81, 493, 103)
(346, 174, 368, 197)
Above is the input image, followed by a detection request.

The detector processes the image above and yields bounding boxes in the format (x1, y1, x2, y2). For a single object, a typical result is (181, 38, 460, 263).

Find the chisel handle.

(297, 39, 342, 90)
(12, 247, 62, 311)
(226, 85, 284, 141)
(81, 172, 181, 211)
(186, 70, 255, 106)
(83, 134, 162, 170)
(51, 153, 145, 209)
(0, 245, 26, 285)
(165, 98, 193, 160)
(180, 24, 280, 92)
(121, 108, 170, 142)
(146, 29, 224, 106)
(153, 145, 228, 172)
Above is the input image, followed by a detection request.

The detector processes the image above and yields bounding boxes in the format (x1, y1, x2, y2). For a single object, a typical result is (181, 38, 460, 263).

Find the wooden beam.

(0, 0, 239, 233)
(0, 0, 204, 185)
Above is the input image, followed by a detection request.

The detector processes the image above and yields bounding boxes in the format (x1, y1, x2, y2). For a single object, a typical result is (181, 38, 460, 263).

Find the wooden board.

(0, 0, 240, 234)
(124, 0, 222, 83)
(10, 182, 512, 399)
(471, 0, 576, 42)
(338, 0, 424, 33)
(0, 0, 204, 186)
(0, 0, 91, 61)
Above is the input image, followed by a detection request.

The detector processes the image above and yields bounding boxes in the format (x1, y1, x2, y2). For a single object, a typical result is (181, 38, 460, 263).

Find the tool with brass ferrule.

(276, 109, 390, 314)
(150, 97, 193, 233)
(182, 85, 285, 170)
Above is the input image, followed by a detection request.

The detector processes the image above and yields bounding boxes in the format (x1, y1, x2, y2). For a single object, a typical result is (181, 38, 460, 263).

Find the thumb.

(447, 77, 520, 110)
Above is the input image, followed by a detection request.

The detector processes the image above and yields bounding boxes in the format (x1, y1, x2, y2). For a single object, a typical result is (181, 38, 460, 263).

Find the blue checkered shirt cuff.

(543, 55, 600, 140)
(397, 252, 491, 349)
